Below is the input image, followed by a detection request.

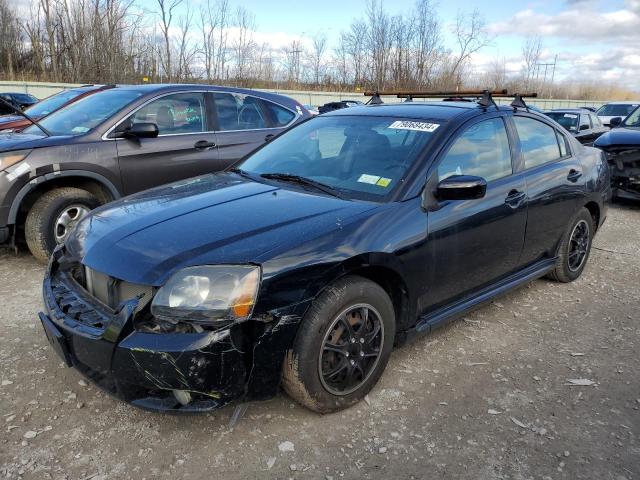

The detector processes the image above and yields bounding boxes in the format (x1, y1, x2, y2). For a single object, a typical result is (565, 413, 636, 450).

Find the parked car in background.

(596, 102, 639, 127)
(38, 97, 608, 413)
(0, 84, 310, 262)
(545, 109, 608, 145)
(0, 92, 39, 115)
(0, 85, 113, 133)
(594, 105, 640, 200)
(303, 104, 319, 115)
(318, 100, 364, 114)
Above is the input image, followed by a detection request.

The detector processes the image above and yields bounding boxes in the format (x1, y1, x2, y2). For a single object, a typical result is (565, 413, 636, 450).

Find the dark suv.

(0, 84, 310, 261)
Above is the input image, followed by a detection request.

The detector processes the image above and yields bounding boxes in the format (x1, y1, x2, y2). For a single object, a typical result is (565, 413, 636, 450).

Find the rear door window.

(213, 93, 267, 131)
(514, 116, 562, 169)
(261, 100, 295, 127)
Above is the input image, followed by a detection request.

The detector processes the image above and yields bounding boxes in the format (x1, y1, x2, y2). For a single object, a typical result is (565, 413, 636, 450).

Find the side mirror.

(579, 124, 590, 131)
(436, 175, 487, 201)
(115, 122, 159, 139)
(609, 117, 622, 128)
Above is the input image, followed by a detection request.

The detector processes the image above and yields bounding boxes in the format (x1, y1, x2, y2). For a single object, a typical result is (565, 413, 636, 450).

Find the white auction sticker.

(389, 120, 439, 132)
(564, 114, 578, 118)
(358, 174, 381, 184)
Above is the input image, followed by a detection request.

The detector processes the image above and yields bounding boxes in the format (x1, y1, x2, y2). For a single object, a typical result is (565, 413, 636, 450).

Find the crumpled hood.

(594, 127, 640, 150)
(67, 173, 377, 285)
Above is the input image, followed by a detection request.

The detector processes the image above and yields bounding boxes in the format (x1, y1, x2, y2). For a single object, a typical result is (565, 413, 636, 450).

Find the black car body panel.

(39, 102, 609, 412)
(0, 84, 310, 245)
(594, 106, 640, 200)
(545, 109, 608, 146)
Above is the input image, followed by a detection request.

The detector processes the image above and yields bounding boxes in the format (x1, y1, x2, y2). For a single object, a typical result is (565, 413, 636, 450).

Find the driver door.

(423, 116, 528, 310)
(115, 92, 220, 194)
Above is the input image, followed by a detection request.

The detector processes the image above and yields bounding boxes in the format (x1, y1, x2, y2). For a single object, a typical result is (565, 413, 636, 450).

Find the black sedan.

(594, 105, 640, 200)
(0, 92, 39, 114)
(545, 109, 608, 145)
(39, 98, 609, 413)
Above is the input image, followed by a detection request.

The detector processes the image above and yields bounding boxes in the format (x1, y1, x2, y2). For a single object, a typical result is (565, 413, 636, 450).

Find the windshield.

(13, 94, 36, 104)
(239, 115, 440, 201)
(546, 112, 579, 131)
(23, 89, 143, 136)
(623, 106, 640, 128)
(596, 103, 639, 117)
(24, 89, 89, 118)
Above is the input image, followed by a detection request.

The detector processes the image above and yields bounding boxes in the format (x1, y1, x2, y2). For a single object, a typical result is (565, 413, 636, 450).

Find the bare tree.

(450, 8, 491, 88)
(156, 0, 184, 81)
(522, 35, 542, 90)
(231, 6, 256, 85)
(309, 32, 327, 87)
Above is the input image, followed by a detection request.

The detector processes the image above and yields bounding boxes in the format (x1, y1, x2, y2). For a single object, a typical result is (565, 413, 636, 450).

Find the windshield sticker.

(358, 174, 381, 184)
(376, 177, 392, 187)
(389, 120, 439, 132)
(564, 114, 578, 118)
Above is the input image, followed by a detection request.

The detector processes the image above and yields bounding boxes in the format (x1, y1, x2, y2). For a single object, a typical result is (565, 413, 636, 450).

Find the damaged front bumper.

(39, 250, 304, 413)
(606, 148, 640, 200)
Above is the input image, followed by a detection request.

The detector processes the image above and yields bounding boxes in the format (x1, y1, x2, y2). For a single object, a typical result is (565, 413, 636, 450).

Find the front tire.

(282, 276, 395, 413)
(546, 207, 594, 283)
(25, 187, 99, 263)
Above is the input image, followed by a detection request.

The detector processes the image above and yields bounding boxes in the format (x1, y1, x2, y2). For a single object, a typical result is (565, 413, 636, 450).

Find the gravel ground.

(0, 203, 639, 480)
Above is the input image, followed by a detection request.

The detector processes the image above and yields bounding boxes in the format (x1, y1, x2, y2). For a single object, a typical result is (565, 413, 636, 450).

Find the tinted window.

(13, 94, 36, 104)
(579, 114, 591, 130)
(262, 100, 295, 127)
(546, 112, 578, 132)
(596, 103, 639, 117)
(23, 89, 144, 136)
(514, 116, 561, 169)
(128, 92, 205, 135)
(438, 118, 512, 182)
(213, 93, 266, 130)
(240, 116, 439, 201)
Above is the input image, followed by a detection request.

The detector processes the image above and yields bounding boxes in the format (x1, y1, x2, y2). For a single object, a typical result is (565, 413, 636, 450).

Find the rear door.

(513, 115, 585, 265)
(424, 115, 528, 309)
(211, 92, 295, 167)
(115, 91, 220, 194)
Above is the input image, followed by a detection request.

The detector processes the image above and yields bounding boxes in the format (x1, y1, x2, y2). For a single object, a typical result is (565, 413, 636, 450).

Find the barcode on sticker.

(389, 120, 439, 132)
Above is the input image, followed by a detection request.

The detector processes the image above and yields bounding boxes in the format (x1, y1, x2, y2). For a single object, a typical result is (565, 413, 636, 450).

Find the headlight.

(151, 265, 260, 324)
(0, 149, 31, 171)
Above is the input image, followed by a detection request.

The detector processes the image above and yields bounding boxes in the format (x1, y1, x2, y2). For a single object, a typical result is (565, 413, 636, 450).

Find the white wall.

(0, 80, 609, 110)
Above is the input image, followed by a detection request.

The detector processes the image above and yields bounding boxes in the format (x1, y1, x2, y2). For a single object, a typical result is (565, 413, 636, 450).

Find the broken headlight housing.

(150, 265, 261, 325)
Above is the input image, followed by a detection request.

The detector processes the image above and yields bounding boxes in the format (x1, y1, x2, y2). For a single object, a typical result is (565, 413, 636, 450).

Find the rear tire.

(25, 187, 99, 263)
(546, 207, 594, 283)
(282, 276, 395, 413)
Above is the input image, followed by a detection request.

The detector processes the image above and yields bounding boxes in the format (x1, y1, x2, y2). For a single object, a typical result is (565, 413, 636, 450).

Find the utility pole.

(535, 55, 557, 98)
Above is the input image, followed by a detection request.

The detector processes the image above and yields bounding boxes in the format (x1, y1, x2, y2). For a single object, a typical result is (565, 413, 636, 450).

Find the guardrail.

(0, 80, 614, 110)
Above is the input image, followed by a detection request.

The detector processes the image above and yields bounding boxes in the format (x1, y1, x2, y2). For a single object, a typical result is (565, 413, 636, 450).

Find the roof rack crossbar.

(366, 91, 384, 105)
(510, 93, 538, 111)
(363, 89, 508, 97)
(478, 90, 497, 109)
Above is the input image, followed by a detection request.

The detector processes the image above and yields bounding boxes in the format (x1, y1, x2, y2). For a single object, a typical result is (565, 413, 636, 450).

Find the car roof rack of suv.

(509, 92, 538, 112)
(363, 89, 538, 110)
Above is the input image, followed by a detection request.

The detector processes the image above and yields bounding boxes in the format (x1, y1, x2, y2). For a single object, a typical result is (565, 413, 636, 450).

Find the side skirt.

(414, 257, 557, 334)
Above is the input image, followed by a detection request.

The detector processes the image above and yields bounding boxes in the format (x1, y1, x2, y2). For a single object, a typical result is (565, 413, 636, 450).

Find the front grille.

(82, 266, 153, 314)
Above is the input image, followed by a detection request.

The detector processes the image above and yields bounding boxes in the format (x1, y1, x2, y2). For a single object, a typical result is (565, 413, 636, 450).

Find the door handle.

(505, 189, 526, 209)
(567, 169, 582, 182)
(194, 140, 216, 151)
(264, 134, 275, 142)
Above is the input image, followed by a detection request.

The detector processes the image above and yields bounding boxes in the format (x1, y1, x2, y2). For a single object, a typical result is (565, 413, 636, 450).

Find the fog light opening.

(173, 389, 192, 406)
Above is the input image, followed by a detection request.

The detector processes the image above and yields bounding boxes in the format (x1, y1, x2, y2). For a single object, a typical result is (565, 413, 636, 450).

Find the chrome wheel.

(54, 204, 90, 244)
(318, 304, 384, 396)
(568, 219, 589, 272)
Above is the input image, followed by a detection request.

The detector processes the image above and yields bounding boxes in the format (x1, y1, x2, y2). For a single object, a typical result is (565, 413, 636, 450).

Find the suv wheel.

(25, 187, 100, 263)
(282, 276, 395, 413)
(546, 207, 594, 283)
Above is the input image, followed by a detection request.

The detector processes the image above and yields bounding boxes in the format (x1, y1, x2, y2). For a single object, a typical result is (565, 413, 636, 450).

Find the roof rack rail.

(363, 89, 538, 109)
